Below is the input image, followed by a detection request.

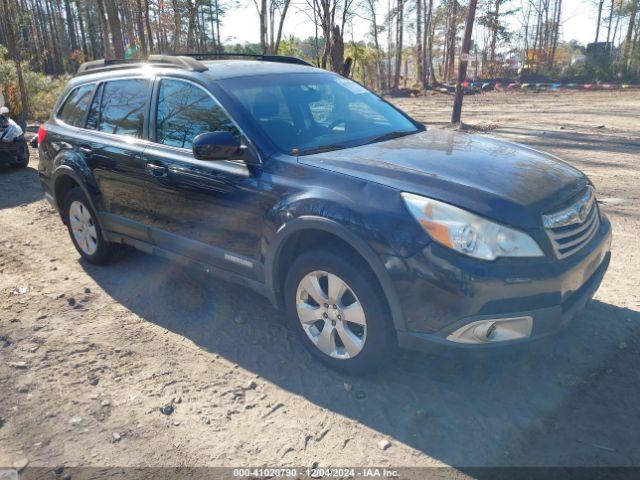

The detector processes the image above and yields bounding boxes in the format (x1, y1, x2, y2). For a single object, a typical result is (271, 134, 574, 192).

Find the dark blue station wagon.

(38, 54, 612, 373)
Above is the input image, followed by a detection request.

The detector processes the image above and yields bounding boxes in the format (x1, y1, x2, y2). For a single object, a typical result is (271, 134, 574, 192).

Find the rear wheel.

(63, 188, 112, 264)
(284, 249, 395, 374)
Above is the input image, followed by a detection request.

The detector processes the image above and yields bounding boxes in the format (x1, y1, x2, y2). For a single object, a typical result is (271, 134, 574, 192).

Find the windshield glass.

(219, 72, 421, 155)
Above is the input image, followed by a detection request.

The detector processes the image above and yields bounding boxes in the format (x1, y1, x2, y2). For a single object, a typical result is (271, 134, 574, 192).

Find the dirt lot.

(1, 90, 639, 472)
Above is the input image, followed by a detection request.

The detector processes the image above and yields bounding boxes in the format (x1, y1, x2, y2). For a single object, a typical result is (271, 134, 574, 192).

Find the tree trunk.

(393, 0, 403, 89)
(135, 0, 147, 56)
(75, 0, 89, 57)
(452, 0, 477, 123)
(121, 0, 136, 49)
(549, 0, 562, 66)
(623, 0, 638, 68)
(63, 0, 78, 51)
(447, 0, 457, 81)
(104, 0, 125, 58)
(96, 0, 113, 59)
(595, 0, 605, 43)
(605, 0, 614, 47)
(144, 0, 154, 53)
(387, 0, 392, 87)
(415, 0, 423, 87)
(171, 0, 181, 51)
(367, 0, 384, 91)
(257, 0, 267, 54)
(330, 25, 345, 74)
(274, 0, 291, 54)
(186, 0, 197, 50)
(44, 0, 62, 73)
(85, 1, 101, 57)
(489, 0, 501, 76)
(424, 0, 434, 86)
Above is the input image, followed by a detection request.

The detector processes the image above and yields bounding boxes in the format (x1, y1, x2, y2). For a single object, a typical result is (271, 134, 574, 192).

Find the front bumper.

(395, 215, 612, 352)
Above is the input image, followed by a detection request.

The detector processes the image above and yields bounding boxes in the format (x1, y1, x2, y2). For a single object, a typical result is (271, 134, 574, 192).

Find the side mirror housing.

(192, 131, 241, 161)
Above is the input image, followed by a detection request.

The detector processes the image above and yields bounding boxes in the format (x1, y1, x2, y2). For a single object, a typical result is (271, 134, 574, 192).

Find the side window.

(58, 84, 94, 128)
(156, 79, 239, 149)
(85, 83, 104, 130)
(98, 79, 149, 138)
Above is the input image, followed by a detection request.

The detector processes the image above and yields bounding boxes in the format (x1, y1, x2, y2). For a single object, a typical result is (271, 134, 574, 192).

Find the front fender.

(264, 216, 408, 333)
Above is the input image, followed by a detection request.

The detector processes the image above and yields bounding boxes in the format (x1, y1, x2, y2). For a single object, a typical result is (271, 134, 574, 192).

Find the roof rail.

(76, 55, 208, 76)
(147, 55, 208, 71)
(180, 52, 313, 67)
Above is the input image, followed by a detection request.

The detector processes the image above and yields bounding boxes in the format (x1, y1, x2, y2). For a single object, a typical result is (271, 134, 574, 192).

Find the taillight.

(37, 124, 47, 144)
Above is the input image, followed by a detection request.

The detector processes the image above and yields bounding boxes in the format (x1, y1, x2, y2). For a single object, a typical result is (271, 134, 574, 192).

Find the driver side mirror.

(193, 131, 242, 161)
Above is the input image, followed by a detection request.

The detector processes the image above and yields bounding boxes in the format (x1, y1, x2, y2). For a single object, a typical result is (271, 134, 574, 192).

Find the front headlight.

(401, 192, 543, 260)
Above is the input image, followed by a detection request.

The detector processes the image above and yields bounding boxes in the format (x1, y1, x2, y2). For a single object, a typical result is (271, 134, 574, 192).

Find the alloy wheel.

(296, 270, 367, 359)
(69, 200, 98, 255)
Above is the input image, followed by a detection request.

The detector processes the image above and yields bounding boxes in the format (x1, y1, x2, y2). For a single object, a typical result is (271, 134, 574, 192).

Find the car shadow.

(0, 164, 44, 209)
(81, 249, 640, 467)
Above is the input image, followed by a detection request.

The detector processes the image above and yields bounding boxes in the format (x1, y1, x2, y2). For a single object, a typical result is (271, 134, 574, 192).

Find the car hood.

(298, 129, 588, 229)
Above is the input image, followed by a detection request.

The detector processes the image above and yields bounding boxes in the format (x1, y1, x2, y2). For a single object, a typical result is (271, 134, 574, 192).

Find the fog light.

(473, 321, 497, 341)
(447, 316, 533, 344)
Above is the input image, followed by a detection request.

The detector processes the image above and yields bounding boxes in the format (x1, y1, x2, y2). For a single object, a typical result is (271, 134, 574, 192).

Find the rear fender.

(51, 151, 105, 231)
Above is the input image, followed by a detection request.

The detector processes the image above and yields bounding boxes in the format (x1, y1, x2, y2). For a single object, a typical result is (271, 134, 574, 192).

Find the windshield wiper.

(363, 130, 417, 145)
(295, 143, 352, 156)
(294, 129, 418, 156)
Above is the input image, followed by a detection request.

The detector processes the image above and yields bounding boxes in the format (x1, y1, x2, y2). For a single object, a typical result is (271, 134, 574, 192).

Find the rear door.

(141, 77, 268, 279)
(83, 77, 155, 240)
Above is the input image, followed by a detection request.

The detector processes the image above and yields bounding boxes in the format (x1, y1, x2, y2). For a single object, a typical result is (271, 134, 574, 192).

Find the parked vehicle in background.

(37, 55, 611, 373)
(0, 107, 29, 168)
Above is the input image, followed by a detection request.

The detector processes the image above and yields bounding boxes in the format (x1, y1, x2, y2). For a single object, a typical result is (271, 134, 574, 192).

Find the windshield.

(219, 73, 421, 155)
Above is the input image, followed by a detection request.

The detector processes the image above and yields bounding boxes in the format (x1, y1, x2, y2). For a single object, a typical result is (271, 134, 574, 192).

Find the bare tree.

(303, 0, 354, 70)
(254, 0, 292, 54)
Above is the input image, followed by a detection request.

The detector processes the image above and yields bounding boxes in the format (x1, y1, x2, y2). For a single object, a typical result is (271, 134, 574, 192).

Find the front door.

(141, 77, 270, 280)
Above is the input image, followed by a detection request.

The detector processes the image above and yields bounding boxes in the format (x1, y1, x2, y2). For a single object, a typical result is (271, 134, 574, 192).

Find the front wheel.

(63, 187, 113, 264)
(284, 249, 396, 374)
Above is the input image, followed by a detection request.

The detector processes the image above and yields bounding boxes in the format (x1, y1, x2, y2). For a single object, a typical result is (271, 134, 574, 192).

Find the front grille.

(543, 186, 600, 259)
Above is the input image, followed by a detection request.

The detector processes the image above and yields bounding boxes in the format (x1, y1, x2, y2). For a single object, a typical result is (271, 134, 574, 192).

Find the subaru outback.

(37, 54, 612, 373)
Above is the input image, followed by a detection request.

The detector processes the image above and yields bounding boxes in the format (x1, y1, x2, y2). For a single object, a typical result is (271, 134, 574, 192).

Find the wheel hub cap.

(69, 200, 98, 256)
(296, 271, 367, 359)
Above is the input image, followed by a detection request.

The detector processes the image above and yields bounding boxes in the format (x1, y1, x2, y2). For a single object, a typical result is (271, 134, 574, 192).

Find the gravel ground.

(0, 90, 639, 472)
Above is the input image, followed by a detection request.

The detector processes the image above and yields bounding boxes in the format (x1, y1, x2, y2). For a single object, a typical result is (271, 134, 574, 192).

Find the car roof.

(66, 59, 324, 87)
(201, 60, 321, 79)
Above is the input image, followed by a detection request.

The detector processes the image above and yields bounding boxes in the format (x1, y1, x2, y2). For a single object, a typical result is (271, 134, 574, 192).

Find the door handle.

(78, 145, 93, 156)
(145, 161, 168, 178)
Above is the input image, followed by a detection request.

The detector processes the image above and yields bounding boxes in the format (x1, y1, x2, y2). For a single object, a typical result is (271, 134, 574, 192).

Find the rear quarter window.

(57, 84, 95, 128)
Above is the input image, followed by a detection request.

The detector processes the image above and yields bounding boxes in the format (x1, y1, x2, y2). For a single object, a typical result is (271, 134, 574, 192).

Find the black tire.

(63, 187, 113, 265)
(10, 139, 29, 168)
(284, 249, 396, 374)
